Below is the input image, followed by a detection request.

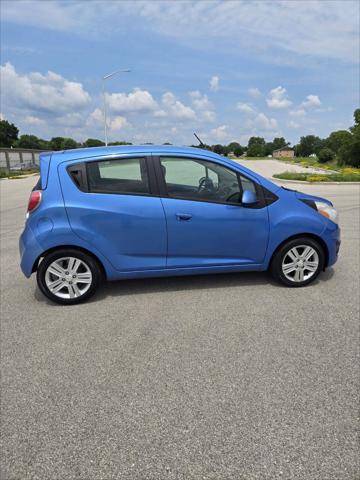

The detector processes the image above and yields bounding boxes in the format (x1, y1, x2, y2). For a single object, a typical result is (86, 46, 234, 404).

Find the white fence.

(0, 148, 49, 171)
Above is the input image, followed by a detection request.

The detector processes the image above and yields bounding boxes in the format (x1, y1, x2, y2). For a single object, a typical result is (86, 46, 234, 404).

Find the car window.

(87, 157, 150, 195)
(160, 156, 243, 204)
(239, 174, 257, 194)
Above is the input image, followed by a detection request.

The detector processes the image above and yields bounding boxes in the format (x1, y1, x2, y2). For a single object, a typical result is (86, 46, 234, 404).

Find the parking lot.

(1, 174, 359, 479)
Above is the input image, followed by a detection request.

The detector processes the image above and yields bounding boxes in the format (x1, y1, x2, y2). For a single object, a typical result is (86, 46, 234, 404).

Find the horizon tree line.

(0, 108, 358, 167)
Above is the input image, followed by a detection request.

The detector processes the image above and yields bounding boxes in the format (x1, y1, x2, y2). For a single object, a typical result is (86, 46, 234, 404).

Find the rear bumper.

(19, 224, 43, 278)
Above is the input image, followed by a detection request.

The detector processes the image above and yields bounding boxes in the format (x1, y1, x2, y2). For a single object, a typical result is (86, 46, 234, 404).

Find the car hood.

(294, 189, 333, 206)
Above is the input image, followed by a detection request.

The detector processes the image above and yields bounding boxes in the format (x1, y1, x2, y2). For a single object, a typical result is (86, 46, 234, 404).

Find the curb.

(0, 173, 39, 180)
(271, 177, 360, 185)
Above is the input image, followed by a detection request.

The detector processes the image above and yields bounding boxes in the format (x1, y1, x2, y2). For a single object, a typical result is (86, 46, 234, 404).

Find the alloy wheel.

(281, 245, 319, 283)
(44, 256, 92, 299)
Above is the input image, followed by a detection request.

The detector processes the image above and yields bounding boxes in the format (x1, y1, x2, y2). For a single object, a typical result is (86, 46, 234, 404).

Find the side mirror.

(242, 189, 258, 206)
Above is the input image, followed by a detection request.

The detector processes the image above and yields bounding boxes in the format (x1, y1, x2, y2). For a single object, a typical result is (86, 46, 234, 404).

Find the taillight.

(27, 190, 42, 217)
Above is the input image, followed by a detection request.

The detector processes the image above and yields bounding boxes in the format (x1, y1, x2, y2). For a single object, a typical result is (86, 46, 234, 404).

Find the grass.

(0, 168, 39, 179)
(275, 156, 360, 173)
(273, 171, 360, 182)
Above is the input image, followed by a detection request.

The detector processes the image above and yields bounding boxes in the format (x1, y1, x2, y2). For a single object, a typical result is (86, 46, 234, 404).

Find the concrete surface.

(236, 159, 330, 178)
(1, 176, 359, 480)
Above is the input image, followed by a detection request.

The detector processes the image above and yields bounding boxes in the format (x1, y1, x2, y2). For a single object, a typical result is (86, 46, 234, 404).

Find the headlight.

(314, 201, 338, 224)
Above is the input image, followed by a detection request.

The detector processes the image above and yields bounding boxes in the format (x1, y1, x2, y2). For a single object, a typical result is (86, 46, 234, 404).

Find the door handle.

(176, 213, 192, 221)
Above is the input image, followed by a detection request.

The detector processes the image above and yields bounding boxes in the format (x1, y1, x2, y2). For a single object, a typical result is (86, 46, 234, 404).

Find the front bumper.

(323, 222, 341, 268)
(19, 224, 43, 278)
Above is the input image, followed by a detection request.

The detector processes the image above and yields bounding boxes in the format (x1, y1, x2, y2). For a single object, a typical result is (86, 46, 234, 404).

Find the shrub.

(307, 175, 330, 182)
(317, 148, 335, 163)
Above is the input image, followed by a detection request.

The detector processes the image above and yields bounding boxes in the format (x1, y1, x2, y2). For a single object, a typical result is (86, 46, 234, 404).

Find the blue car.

(19, 145, 340, 305)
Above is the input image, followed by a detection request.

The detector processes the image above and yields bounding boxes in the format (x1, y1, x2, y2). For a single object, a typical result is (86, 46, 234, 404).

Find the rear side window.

(87, 157, 150, 195)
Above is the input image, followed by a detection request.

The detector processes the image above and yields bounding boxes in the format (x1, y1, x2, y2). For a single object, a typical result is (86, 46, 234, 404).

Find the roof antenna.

(194, 132, 205, 147)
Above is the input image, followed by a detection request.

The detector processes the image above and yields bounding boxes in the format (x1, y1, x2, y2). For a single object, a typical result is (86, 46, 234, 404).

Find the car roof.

(42, 144, 280, 193)
(47, 145, 223, 163)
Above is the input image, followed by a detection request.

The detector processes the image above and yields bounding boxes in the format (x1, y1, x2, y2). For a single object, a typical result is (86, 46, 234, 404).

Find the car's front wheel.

(271, 237, 325, 287)
(37, 249, 102, 304)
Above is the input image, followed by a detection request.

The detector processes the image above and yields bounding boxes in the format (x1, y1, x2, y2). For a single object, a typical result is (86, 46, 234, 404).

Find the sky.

(0, 0, 359, 146)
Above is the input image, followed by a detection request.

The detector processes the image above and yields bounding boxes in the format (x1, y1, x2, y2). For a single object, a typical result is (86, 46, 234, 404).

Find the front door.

(156, 156, 269, 269)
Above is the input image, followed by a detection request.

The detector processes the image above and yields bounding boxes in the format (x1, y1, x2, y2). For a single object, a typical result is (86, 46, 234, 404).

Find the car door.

(154, 155, 269, 269)
(59, 155, 167, 272)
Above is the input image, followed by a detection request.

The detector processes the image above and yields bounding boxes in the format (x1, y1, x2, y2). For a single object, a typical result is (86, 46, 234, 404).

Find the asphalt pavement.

(1, 174, 359, 479)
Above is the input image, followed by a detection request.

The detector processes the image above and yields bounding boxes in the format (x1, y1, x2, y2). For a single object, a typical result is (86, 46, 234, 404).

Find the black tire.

(270, 237, 325, 287)
(37, 248, 102, 305)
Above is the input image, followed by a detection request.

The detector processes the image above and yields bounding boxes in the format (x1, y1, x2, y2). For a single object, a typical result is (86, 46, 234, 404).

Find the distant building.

(272, 147, 295, 158)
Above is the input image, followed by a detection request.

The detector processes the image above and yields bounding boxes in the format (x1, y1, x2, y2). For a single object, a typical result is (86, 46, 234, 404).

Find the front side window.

(87, 157, 150, 195)
(160, 156, 256, 204)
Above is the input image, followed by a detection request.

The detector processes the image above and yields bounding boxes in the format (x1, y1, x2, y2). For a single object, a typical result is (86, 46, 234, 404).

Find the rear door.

(59, 155, 167, 272)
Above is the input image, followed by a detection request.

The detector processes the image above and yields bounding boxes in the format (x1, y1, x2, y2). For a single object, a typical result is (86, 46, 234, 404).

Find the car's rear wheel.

(37, 249, 102, 304)
(271, 237, 325, 287)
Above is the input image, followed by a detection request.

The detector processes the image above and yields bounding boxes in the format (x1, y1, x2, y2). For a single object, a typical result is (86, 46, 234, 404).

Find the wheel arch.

(31, 245, 107, 279)
(268, 233, 329, 270)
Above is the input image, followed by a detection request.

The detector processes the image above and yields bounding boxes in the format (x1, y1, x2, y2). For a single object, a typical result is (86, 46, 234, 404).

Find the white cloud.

(254, 113, 278, 130)
(110, 116, 129, 131)
(237, 102, 256, 115)
(201, 110, 216, 122)
(189, 90, 216, 122)
(23, 115, 45, 126)
(2, 1, 358, 64)
(86, 108, 103, 126)
(288, 120, 300, 128)
(266, 86, 292, 109)
(153, 109, 167, 117)
(0, 62, 90, 114)
(209, 75, 220, 92)
(189, 90, 211, 110)
(210, 125, 230, 141)
(289, 108, 306, 117)
(106, 88, 158, 113)
(161, 92, 196, 120)
(55, 112, 83, 127)
(301, 94, 321, 109)
(248, 87, 261, 98)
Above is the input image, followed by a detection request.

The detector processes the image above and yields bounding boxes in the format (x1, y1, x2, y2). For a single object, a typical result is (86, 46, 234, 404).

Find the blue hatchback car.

(19, 145, 340, 304)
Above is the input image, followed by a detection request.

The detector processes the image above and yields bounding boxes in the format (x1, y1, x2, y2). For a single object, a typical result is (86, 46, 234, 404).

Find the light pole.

(102, 69, 130, 146)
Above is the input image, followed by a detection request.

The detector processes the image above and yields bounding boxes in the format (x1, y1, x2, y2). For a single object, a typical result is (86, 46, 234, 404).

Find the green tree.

(213, 144, 225, 155)
(272, 137, 288, 151)
(108, 141, 132, 145)
(233, 146, 244, 157)
(353, 108, 360, 127)
(38, 139, 50, 150)
(83, 138, 105, 147)
(62, 138, 78, 150)
(264, 142, 273, 156)
(50, 137, 65, 150)
(49, 137, 78, 150)
(338, 138, 360, 167)
(0, 119, 19, 147)
(247, 137, 265, 157)
(317, 147, 335, 163)
(14, 134, 42, 149)
(326, 130, 352, 154)
(227, 142, 241, 153)
(296, 135, 325, 156)
(247, 143, 265, 157)
(338, 109, 360, 167)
